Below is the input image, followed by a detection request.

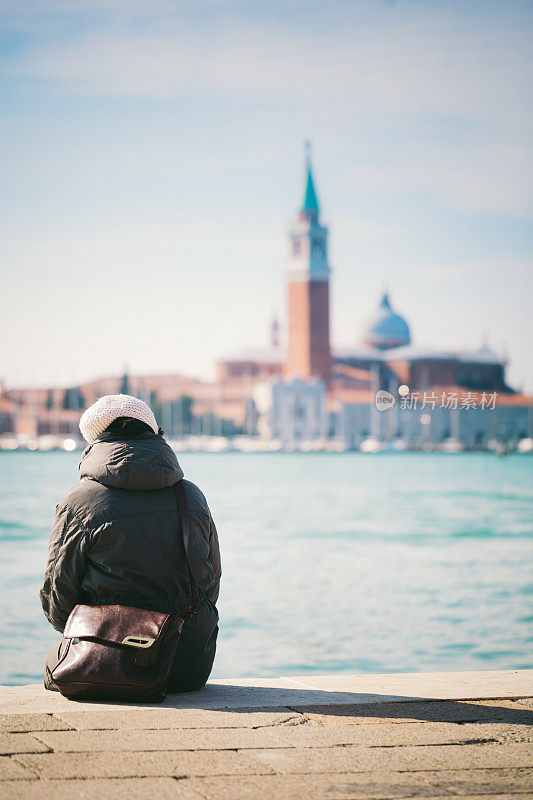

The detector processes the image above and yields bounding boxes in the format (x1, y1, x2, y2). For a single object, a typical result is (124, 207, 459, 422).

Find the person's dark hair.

(103, 416, 155, 438)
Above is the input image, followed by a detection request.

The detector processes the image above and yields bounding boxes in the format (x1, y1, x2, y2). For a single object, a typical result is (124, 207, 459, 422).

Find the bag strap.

(172, 480, 200, 612)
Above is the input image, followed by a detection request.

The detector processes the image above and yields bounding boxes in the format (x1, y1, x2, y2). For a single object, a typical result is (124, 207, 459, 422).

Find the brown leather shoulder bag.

(50, 480, 198, 702)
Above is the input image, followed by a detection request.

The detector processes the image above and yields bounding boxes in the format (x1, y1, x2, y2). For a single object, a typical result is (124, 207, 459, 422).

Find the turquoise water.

(0, 451, 532, 685)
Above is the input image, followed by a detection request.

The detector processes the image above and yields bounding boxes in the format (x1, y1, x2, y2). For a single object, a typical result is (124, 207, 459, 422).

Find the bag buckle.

(121, 635, 155, 648)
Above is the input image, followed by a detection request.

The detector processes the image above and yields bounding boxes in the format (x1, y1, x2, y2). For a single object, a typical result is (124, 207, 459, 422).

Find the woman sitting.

(41, 394, 221, 693)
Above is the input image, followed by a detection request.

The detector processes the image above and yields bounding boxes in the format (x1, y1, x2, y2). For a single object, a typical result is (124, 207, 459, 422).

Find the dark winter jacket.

(40, 432, 221, 636)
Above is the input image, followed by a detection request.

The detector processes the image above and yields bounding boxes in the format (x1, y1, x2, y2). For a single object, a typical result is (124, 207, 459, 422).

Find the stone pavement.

(1, 670, 532, 799)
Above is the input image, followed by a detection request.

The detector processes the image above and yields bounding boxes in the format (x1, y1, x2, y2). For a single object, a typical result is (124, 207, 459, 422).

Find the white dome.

(363, 293, 411, 350)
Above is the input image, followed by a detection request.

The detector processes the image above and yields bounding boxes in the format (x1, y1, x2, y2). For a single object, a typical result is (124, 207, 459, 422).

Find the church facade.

(243, 148, 531, 449)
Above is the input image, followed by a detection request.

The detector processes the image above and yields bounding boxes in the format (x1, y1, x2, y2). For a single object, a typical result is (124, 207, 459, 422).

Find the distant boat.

(440, 438, 465, 454)
(517, 437, 533, 454)
(360, 437, 382, 453)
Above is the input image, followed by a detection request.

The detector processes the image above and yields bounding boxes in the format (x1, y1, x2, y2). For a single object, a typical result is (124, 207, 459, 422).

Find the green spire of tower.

(300, 140, 319, 214)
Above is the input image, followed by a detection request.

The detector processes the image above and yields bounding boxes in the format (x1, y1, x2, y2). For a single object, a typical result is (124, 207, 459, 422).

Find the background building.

(284, 143, 331, 386)
(1, 147, 531, 451)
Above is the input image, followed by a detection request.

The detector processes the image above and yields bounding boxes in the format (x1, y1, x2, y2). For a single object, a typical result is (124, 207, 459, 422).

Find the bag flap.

(63, 604, 172, 648)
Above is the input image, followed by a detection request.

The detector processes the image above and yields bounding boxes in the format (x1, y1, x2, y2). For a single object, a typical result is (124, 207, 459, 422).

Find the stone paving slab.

(0, 679, 323, 714)
(1, 671, 533, 799)
(0, 755, 37, 781)
(244, 741, 533, 774)
(291, 670, 533, 699)
(0, 714, 73, 734)
(300, 698, 533, 725)
(1, 777, 204, 799)
(1, 670, 531, 713)
(49, 700, 533, 731)
(0, 734, 50, 756)
(32, 721, 533, 753)
(51, 707, 300, 730)
(184, 770, 533, 800)
(13, 749, 276, 779)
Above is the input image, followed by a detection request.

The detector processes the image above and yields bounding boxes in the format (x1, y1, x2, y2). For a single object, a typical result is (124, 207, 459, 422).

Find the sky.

(1, 0, 532, 391)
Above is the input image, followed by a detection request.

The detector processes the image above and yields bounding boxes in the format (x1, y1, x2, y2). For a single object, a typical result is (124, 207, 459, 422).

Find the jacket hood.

(79, 434, 184, 491)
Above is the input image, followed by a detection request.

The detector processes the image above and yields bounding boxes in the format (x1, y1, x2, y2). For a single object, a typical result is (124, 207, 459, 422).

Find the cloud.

(348, 140, 533, 217)
(3, 1, 531, 221)
(2, 1, 531, 126)
(2, 1, 531, 221)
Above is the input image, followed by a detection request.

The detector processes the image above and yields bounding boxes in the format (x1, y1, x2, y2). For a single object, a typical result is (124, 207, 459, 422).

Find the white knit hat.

(79, 394, 159, 443)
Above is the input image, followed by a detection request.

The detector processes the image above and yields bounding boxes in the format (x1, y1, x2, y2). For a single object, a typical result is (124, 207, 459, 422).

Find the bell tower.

(284, 142, 331, 385)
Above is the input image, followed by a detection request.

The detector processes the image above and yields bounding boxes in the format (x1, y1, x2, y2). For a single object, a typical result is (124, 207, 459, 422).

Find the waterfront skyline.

(1, 1, 532, 391)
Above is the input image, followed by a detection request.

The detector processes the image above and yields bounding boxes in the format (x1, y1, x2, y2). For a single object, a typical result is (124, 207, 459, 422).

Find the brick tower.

(284, 143, 331, 385)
